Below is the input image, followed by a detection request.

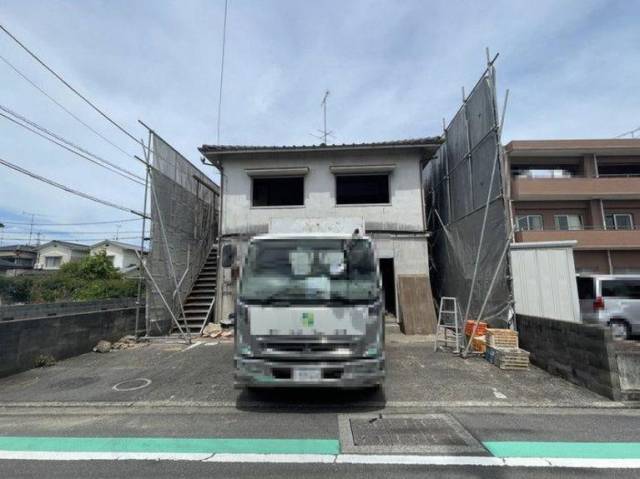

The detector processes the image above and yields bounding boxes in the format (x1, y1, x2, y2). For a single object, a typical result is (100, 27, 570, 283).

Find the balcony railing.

(514, 227, 640, 249)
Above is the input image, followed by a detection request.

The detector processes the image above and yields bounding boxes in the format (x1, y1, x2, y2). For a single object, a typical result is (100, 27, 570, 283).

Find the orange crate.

(465, 320, 488, 337)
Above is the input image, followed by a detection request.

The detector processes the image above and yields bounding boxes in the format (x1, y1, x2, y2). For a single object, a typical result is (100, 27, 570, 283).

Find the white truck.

(223, 232, 385, 389)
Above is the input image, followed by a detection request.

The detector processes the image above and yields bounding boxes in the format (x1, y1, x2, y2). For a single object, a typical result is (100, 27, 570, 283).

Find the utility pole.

(115, 224, 121, 240)
(0, 222, 4, 247)
(35, 232, 41, 247)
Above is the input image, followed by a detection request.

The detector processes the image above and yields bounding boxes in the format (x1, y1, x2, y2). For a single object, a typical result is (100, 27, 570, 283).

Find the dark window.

(577, 277, 595, 300)
(336, 174, 389, 205)
(598, 163, 640, 176)
(601, 279, 640, 299)
(252, 177, 304, 207)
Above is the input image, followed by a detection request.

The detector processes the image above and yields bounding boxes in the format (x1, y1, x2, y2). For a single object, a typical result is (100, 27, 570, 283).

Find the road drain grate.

(338, 413, 486, 454)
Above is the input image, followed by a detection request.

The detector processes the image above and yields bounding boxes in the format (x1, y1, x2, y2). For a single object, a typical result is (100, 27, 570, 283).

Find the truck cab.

(229, 233, 385, 388)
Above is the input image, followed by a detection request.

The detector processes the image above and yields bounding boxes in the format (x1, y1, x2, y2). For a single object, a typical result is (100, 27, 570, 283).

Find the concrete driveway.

(0, 328, 607, 407)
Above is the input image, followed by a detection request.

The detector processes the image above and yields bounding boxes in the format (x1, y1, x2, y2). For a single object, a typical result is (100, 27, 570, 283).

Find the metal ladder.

(434, 297, 462, 353)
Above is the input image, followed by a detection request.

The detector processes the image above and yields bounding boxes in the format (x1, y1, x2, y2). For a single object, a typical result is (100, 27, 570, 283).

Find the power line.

(216, 0, 229, 144)
(0, 155, 148, 218)
(1, 218, 141, 226)
(616, 126, 640, 139)
(0, 108, 145, 185)
(2, 236, 141, 243)
(0, 23, 143, 149)
(3, 230, 142, 235)
(0, 52, 135, 160)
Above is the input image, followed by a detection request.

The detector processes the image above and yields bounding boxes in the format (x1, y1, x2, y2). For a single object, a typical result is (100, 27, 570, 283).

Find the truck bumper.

(234, 355, 385, 389)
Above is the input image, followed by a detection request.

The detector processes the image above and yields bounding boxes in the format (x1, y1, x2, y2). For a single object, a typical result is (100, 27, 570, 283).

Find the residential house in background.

(0, 244, 37, 277)
(35, 240, 90, 270)
(200, 138, 442, 324)
(504, 139, 640, 274)
(90, 240, 144, 275)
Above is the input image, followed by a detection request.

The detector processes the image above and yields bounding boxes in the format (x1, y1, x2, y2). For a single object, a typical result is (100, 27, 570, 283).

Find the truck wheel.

(610, 320, 630, 341)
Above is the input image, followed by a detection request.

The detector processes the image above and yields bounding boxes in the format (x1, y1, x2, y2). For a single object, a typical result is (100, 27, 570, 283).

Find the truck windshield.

(239, 238, 379, 304)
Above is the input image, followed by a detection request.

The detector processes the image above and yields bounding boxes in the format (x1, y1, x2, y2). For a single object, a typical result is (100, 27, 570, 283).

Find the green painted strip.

(0, 436, 339, 455)
(484, 441, 640, 459)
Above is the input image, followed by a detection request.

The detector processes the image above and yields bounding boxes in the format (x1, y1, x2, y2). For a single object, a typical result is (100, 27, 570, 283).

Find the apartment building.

(504, 139, 640, 274)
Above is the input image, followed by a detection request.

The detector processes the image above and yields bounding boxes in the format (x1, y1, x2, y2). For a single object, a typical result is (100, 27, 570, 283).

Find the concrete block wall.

(0, 298, 138, 321)
(517, 314, 622, 400)
(0, 307, 142, 378)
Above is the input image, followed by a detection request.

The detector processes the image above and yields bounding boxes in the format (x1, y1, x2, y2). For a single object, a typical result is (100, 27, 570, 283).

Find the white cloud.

(0, 0, 638, 239)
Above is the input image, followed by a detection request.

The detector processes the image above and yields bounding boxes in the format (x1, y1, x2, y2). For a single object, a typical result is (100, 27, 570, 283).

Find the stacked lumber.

(486, 329, 519, 349)
(485, 346, 530, 370)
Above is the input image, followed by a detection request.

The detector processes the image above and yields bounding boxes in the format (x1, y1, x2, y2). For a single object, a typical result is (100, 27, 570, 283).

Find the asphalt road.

(2, 461, 639, 479)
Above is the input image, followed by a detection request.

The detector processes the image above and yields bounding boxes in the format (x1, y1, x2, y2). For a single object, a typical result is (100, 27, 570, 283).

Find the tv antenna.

(22, 211, 46, 245)
(310, 90, 334, 145)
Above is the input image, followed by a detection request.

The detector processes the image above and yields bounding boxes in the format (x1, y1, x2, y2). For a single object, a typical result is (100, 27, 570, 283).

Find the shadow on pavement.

(235, 385, 386, 413)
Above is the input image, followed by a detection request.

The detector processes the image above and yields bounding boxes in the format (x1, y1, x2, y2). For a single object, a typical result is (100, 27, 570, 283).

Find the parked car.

(577, 274, 640, 340)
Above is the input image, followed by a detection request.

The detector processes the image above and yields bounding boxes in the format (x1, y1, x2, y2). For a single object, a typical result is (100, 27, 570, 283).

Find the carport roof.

(199, 137, 442, 161)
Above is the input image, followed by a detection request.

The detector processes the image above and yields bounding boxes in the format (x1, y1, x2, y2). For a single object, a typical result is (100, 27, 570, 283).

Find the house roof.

(37, 240, 91, 251)
(0, 244, 36, 253)
(199, 137, 443, 160)
(90, 240, 144, 253)
(505, 139, 640, 157)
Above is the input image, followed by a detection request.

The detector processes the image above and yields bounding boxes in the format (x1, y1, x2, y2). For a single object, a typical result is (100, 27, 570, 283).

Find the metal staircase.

(174, 245, 218, 335)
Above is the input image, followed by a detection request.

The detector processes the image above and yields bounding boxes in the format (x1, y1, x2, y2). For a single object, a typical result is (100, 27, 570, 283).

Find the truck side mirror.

(221, 244, 237, 268)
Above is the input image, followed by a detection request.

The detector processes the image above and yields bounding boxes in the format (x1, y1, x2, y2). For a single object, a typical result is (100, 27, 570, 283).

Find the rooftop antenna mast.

(22, 211, 45, 246)
(311, 90, 334, 144)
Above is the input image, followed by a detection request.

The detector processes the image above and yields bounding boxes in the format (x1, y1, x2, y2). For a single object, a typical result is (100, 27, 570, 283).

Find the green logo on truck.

(301, 312, 315, 327)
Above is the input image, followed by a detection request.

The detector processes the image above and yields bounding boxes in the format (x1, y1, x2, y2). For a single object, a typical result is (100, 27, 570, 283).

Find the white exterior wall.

(510, 241, 581, 323)
(35, 245, 86, 270)
(221, 150, 425, 235)
(90, 244, 138, 270)
(217, 149, 430, 323)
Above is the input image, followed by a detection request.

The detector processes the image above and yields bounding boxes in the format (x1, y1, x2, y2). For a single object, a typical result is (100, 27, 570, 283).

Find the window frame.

(554, 214, 583, 231)
(515, 214, 543, 231)
(250, 176, 305, 208)
(334, 173, 391, 206)
(44, 256, 62, 268)
(605, 213, 634, 230)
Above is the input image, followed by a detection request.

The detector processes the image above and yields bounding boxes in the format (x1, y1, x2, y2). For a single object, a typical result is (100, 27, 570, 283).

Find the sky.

(0, 0, 638, 246)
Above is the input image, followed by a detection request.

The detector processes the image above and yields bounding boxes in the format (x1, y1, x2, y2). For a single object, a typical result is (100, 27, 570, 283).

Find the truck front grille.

(259, 341, 356, 358)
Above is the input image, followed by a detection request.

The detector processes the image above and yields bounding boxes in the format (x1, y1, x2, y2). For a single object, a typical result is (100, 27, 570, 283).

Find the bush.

(0, 252, 139, 304)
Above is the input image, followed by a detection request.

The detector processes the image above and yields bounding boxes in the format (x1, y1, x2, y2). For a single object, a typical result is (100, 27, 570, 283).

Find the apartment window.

(336, 174, 389, 205)
(252, 177, 304, 207)
(516, 215, 543, 231)
(554, 214, 583, 231)
(45, 256, 62, 268)
(605, 213, 634, 230)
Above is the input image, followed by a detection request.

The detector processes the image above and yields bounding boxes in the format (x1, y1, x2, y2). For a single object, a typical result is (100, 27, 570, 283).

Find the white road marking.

(183, 342, 203, 352)
(206, 453, 336, 463)
(492, 388, 507, 399)
(1, 451, 640, 468)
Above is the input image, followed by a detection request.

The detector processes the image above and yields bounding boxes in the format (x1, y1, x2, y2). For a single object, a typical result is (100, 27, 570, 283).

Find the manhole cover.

(339, 413, 486, 454)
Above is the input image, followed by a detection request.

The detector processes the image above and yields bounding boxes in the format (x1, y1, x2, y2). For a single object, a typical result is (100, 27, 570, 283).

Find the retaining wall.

(0, 306, 142, 378)
(517, 314, 623, 400)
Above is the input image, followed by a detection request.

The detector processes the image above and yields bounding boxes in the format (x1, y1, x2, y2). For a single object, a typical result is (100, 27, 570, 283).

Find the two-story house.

(0, 244, 37, 277)
(35, 240, 90, 270)
(200, 138, 442, 323)
(90, 240, 145, 275)
(505, 139, 640, 274)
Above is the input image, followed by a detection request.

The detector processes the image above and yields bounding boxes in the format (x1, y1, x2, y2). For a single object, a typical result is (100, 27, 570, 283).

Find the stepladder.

(434, 296, 463, 353)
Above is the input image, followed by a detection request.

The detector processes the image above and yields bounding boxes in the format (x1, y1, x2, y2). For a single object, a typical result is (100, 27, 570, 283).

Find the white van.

(577, 274, 640, 340)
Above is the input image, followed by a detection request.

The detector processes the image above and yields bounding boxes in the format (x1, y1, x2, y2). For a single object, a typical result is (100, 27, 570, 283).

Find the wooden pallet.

(486, 329, 519, 349)
(494, 347, 530, 370)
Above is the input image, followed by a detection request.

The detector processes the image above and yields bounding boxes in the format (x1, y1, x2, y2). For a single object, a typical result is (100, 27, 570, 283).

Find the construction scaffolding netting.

(424, 64, 512, 327)
(146, 132, 219, 335)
